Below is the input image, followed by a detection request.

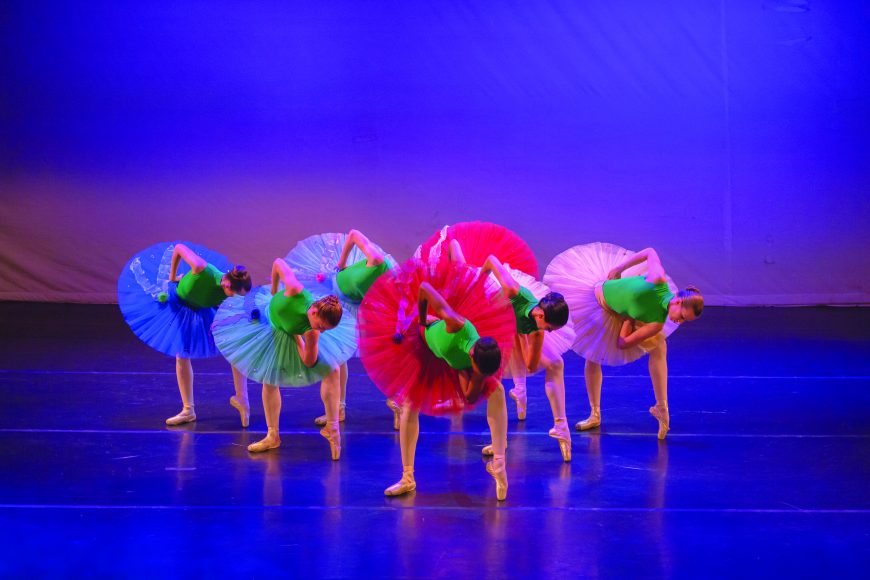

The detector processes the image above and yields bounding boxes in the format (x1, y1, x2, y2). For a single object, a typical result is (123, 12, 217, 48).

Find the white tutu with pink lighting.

(543, 242, 678, 366)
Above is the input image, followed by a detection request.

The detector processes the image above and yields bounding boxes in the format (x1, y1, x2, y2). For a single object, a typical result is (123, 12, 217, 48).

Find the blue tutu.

(117, 241, 232, 359)
(283, 232, 397, 320)
(212, 285, 358, 387)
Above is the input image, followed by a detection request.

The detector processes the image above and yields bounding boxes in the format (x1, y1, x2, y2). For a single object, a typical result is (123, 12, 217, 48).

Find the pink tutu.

(543, 242, 679, 366)
(414, 221, 539, 279)
(358, 260, 515, 416)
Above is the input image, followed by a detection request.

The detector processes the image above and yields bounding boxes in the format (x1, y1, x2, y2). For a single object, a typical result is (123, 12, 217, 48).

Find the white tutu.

(497, 266, 575, 379)
(543, 242, 678, 366)
(284, 232, 397, 320)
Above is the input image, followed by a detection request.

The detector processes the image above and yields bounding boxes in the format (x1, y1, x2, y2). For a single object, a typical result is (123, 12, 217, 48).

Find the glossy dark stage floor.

(1, 303, 868, 578)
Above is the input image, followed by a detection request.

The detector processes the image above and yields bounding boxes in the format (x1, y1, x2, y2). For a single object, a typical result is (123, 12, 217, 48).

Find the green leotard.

(269, 289, 314, 334)
(176, 264, 227, 309)
(336, 259, 389, 302)
(424, 319, 480, 370)
(602, 276, 674, 323)
(510, 286, 539, 335)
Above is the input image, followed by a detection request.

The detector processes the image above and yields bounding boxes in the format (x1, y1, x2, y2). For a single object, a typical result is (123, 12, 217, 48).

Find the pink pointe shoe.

(649, 405, 670, 440)
(575, 407, 601, 431)
(509, 388, 527, 421)
(548, 421, 572, 462)
(247, 431, 281, 453)
(486, 458, 508, 501)
(166, 408, 196, 426)
(229, 396, 250, 428)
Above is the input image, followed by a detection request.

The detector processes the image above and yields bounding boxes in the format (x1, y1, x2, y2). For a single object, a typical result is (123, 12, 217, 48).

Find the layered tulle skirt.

(358, 260, 515, 416)
(212, 286, 358, 387)
(283, 232, 397, 320)
(117, 241, 232, 359)
(544, 242, 679, 366)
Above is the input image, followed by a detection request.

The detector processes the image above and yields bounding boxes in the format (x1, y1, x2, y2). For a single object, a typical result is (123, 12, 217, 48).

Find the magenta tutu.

(414, 221, 539, 279)
(358, 260, 515, 416)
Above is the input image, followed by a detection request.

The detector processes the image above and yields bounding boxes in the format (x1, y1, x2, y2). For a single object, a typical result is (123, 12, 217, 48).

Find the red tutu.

(358, 260, 515, 416)
(414, 221, 539, 279)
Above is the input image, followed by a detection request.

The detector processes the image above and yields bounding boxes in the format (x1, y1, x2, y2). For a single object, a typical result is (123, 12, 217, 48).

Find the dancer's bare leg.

(248, 384, 282, 452)
(229, 365, 250, 428)
(166, 356, 196, 425)
(387, 398, 402, 430)
(648, 341, 670, 440)
(485, 383, 508, 501)
(482, 343, 526, 456)
(543, 354, 571, 461)
(315, 362, 348, 426)
(576, 359, 602, 431)
(385, 404, 418, 495)
(508, 340, 528, 420)
(319, 368, 342, 460)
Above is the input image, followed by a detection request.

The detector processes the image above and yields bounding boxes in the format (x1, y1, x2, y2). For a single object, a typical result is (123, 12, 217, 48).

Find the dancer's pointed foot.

(481, 443, 509, 456)
(575, 407, 601, 431)
(486, 458, 508, 501)
(320, 424, 342, 460)
(549, 422, 572, 462)
(314, 403, 346, 426)
(387, 399, 401, 431)
(649, 405, 670, 440)
(229, 396, 250, 428)
(247, 431, 281, 453)
(384, 470, 416, 496)
(166, 408, 196, 426)
(509, 388, 527, 421)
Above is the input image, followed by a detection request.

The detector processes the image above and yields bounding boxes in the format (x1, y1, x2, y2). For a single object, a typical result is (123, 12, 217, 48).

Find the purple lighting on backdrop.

(0, 0, 868, 305)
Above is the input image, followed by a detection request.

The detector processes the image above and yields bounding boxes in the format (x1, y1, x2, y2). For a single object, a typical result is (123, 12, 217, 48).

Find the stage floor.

(1, 303, 868, 577)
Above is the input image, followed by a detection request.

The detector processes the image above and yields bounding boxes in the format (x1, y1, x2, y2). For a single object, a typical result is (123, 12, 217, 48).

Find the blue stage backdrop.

(1, 1, 867, 304)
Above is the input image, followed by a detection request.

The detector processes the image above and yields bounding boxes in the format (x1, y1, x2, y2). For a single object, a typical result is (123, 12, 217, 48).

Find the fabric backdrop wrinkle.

(1, 1, 867, 304)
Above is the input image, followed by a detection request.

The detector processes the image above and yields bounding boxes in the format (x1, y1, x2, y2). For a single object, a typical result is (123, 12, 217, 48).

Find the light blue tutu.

(283, 232, 397, 320)
(117, 241, 233, 359)
(212, 285, 358, 387)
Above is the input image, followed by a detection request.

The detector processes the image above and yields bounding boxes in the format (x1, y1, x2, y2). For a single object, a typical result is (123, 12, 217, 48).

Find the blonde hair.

(677, 286, 704, 317)
(313, 295, 343, 327)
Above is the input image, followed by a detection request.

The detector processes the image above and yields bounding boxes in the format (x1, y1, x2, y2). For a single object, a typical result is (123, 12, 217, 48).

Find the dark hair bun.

(226, 265, 253, 293)
(392, 332, 404, 344)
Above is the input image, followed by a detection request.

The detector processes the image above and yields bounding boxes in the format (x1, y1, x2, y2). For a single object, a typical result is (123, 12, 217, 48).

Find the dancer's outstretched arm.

(607, 248, 667, 284)
(418, 282, 466, 333)
(169, 244, 207, 281)
(617, 318, 664, 349)
(337, 229, 385, 269)
(448, 239, 467, 264)
(271, 258, 304, 296)
(481, 255, 520, 298)
(294, 332, 320, 368)
(525, 330, 545, 372)
(456, 369, 485, 405)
